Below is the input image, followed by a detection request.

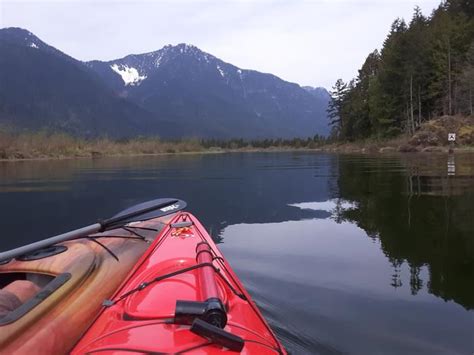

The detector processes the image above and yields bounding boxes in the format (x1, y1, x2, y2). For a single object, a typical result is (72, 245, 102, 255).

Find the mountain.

(0, 27, 70, 60)
(0, 27, 330, 139)
(0, 28, 168, 137)
(87, 44, 330, 138)
(303, 86, 331, 100)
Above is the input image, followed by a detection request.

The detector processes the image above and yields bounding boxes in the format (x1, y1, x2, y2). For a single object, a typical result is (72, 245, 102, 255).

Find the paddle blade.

(105, 198, 187, 229)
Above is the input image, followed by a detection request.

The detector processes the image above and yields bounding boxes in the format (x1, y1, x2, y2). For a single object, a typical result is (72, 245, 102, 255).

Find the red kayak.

(72, 212, 286, 354)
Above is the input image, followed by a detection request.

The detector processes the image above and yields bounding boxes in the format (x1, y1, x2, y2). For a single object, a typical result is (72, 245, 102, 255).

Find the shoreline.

(1, 145, 473, 163)
(1, 115, 473, 161)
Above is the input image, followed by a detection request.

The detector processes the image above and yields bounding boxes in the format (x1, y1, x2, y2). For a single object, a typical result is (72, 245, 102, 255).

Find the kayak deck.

(73, 212, 285, 354)
(0, 216, 176, 354)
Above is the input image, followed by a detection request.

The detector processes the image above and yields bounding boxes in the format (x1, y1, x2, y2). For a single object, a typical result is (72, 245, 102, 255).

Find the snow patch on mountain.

(110, 64, 147, 86)
(154, 54, 163, 68)
(237, 69, 243, 80)
(217, 65, 225, 77)
(29, 43, 38, 49)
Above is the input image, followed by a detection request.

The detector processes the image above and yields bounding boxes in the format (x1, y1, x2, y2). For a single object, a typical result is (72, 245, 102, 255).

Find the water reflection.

(333, 154, 474, 310)
(290, 199, 357, 212)
(0, 154, 336, 248)
(0, 153, 473, 354)
(220, 219, 471, 354)
(447, 155, 456, 176)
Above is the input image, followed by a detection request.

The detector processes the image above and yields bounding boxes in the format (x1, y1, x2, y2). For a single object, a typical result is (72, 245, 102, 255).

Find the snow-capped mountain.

(87, 44, 330, 138)
(0, 27, 330, 139)
(0, 28, 164, 137)
(87, 44, 234, 89)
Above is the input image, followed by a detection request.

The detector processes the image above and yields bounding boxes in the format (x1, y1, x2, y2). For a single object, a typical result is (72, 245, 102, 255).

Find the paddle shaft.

(0, 223, 102, 262)
(0, 198, 184, 263)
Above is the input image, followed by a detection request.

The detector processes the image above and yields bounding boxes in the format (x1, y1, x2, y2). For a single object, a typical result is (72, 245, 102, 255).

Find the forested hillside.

(328, 0, 473, 141)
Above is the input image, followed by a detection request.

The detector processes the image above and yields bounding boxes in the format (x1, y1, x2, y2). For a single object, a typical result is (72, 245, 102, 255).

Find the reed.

(0, 132, 205, 160)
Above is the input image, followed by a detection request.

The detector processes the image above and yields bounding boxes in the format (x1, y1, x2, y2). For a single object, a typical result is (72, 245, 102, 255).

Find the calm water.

(0, 152, 473, 354)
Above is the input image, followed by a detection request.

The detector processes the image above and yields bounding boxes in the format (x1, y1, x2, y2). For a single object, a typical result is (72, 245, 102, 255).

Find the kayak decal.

(171, 227, 194, 238)
(160, 204, 180, 212)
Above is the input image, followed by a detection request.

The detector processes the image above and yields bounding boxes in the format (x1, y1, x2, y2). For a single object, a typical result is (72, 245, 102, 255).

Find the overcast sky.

(1, 0, 441, 89)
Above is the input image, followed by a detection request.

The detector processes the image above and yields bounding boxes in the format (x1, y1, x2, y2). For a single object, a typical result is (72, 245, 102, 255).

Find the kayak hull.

(72, 212, 286, 354)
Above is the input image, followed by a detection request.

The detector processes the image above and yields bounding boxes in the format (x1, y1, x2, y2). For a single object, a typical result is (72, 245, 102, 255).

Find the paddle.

(0, 198, 187, 262)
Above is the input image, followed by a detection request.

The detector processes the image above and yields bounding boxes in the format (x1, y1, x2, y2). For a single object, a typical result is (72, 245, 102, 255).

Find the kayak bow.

(72, 212, 286, 354)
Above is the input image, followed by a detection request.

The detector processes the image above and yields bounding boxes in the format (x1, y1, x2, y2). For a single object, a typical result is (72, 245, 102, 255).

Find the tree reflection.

(334, 154, 474, 309)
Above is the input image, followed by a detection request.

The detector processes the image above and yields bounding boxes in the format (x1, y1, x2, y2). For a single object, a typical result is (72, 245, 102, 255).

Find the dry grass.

(1, 115, 473, 160)
(408, 115, 474, 147)
(321, 115, 474, 154)
(0, 132, 205, 160)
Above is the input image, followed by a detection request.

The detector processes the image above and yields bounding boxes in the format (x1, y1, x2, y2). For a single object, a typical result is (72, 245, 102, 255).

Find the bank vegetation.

(0, 114, 472, 160)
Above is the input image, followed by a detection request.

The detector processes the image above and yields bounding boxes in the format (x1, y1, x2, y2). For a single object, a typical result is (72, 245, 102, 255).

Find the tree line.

(201, 135, 328, 149)
(328, 0, 473, 141)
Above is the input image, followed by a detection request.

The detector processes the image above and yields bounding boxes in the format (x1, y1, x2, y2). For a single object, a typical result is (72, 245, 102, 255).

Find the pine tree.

(350, 50, 381, 138)
(377, 19, 409, 133)
(406, 6, 431, 127)
(457, 42, 474, 115)
(329, 0, 473, 141)
(327, 79, 349, 138)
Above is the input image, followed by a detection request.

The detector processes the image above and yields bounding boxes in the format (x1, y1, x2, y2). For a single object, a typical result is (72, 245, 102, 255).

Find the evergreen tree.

(330, 1, 473, 141)
(327, 79, 349, 138)
(457, 42, 474, 115)
(353, 50, 381, 137)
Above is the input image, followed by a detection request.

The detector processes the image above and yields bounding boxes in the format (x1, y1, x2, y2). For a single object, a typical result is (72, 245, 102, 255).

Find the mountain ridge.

(0, 27, 330, 139)
(86, 43, 322, 90)
(0, 27, 168, 137)
(87, 42, 331, 138)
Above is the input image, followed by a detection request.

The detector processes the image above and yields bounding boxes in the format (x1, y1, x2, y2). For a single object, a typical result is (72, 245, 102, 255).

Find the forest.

(328, 0, 474, 141)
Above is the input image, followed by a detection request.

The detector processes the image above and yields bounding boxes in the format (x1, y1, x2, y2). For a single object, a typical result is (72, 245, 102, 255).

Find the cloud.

(1, 0, 442, 88)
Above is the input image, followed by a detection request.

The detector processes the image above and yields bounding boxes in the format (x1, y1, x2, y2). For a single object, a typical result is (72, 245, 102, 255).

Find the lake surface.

(0, 152, 473, 354)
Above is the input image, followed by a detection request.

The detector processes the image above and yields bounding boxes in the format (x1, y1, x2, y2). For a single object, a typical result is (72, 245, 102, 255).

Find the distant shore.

(0, 136, 472, 162)
(1, 143, 473, 162)
(1, 116, 473, 161)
